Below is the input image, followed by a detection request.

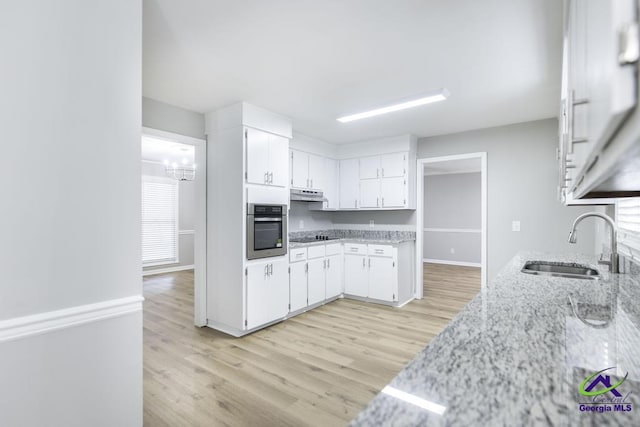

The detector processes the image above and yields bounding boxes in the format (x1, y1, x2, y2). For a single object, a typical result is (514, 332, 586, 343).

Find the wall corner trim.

(0, 295, 144, 344)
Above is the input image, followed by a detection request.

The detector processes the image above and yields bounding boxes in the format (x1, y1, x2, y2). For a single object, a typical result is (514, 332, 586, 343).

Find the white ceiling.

(423, 158, 481, 175)
(143, 0, 562, 144)
(141, 135, 195, 164)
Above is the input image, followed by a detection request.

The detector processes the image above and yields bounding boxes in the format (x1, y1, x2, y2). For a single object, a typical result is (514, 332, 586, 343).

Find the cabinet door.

(359, 156, 380, 179)
(289, 262, 307, 312)
(323, 158, 338, 209)
(380, 153, 406, 178)
(246, 128, 270, 185)
(308, 154, 324, 190)
(380, 177, 406, 208)
(246, 259, 289, 329)
(360, 179, 380, 208)
(368, 256, 396, 301)
(325, 255, 343, 299)
(307, 258, 326, 305)
(268, 134, 289, 187)
(339, 158, 360, 209)
(584, 0, 636, 152)
(344, 255, 368, 297)
(290, 150, 309, 189)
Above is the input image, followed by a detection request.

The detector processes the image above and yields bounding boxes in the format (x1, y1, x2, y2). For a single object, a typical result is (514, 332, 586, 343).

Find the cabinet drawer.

(368, 244, 393, 257)
(289, 247, 307, 263)
(307, 245, 326, 259)
(344, 243, 367, 255)
(325, 243, 342, 256)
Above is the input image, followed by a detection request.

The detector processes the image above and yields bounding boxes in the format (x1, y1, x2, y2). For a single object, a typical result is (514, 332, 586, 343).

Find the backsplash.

(290, 229, 416, 241)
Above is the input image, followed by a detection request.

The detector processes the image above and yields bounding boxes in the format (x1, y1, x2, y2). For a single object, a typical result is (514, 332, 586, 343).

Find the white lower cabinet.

(325, 254, 344, 299)
(289, 243, 343, 313)
(288, 241, 412, 318)
(307, 258, 326, 306)
(344, 243, 403, 303)
(289, 261, 307, 312)
(246, 258, 289, 330)
(368, 256, 397, 301)
(344, 253, 368, 297)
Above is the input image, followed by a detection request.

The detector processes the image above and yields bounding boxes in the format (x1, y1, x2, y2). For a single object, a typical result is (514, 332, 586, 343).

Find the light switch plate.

(369, 220, 374, 228)
(512, 220, 521, 232)
(299, 220, 304, 229)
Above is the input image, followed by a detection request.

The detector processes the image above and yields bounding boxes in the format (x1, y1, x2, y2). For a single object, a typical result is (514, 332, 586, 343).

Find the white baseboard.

(0, 295, 144, 343)
(142, 264, 194, 276)
(423, 258, 481, 268)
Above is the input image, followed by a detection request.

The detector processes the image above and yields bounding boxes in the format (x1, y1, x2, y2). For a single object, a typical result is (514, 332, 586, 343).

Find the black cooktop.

(290, 235, 340, 243)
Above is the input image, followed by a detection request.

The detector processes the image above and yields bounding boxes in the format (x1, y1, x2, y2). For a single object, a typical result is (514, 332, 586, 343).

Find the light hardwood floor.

(143, 263, 480, 426)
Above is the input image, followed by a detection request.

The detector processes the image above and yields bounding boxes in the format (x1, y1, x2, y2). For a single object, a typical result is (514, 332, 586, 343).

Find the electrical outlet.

(369, 220, 374, 228)
(512, 220, 521, 232)
(299, 220, 304, 229)
(450, 248, 455, 254)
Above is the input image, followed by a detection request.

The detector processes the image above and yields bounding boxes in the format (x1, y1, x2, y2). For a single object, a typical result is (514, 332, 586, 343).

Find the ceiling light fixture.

(164, 158, 196, 181)
(337, 89, 450, 123)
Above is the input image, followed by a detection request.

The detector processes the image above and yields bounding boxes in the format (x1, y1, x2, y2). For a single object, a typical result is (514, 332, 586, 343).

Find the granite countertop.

(289, 237, 415, 248)
(288, 230, 416, 248)
(351, 251, 640, 426)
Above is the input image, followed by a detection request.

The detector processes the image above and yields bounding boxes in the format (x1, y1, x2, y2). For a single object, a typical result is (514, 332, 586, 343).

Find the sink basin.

(521, 261, 600, 280)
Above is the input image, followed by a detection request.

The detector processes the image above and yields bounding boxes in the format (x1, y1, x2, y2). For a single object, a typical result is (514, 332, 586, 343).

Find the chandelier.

(164, 158, 196, 181)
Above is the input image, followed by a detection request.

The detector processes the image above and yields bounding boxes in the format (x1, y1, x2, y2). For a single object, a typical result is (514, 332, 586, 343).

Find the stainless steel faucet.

(568, 212, 619, 273)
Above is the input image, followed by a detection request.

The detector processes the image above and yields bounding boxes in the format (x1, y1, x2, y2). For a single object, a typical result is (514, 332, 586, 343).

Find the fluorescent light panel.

(381, 386, 446, 415)
(337, 89, 449, 123)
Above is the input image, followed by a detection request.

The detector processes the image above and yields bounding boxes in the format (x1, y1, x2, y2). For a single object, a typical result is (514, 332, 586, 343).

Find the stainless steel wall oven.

(246, 204, 287, 260)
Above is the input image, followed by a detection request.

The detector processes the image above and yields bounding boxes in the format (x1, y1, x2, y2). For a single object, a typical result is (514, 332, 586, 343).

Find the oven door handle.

(252, 217, 283, 222)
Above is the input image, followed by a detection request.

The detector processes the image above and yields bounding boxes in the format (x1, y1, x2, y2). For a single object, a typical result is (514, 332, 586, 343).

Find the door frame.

(415, 152, 487, 298)
(142, 127, 207, 326)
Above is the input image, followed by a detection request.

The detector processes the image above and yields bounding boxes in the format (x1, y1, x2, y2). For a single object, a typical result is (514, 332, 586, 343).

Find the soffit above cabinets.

(143, 0, 562, 144)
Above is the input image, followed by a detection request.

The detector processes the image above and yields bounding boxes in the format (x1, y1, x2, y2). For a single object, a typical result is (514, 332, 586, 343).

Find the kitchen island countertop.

(351, 251, 640, 426)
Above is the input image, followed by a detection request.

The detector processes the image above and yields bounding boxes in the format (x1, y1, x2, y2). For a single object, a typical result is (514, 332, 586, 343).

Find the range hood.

(290, 188, 325, 202)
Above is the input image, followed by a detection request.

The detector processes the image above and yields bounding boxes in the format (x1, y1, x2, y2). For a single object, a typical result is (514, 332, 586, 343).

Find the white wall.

(143, 97, 205, 140)
(418, 119, 596, 279)
(0, 1, 142, 425)
(424, 173, 481, 264)
(142, 162, 196, 272)
(289, 202, 334, 232)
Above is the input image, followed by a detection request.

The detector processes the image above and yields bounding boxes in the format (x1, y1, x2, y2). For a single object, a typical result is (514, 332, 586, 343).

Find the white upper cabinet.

(380, 177, 406, 208)
(308, 154, 325, 190)
(359, 156, 381, 179)
(356, 152, 410, 210)
(360, 179, 380, 208)
(246, 128, 288, 187)
(380, 153, 406, 178)
(339, 158, 360, 209)
(290, 149, 325, 190)
(559, 0, 640, 200)
(290, 150, 309, 188)
(269, 134, 289, 187)
(246, 128, 271, 186)
(323, 158, 339, 209)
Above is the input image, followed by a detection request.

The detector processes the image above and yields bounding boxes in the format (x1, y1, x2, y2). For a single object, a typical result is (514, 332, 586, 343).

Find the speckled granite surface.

(350, 251, 640, 426)
(289, 230, 415, 247)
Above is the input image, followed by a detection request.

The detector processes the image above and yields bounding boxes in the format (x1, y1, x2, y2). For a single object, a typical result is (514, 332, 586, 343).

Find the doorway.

(141, 127, 207, 326)
(415, 153, 487, 298)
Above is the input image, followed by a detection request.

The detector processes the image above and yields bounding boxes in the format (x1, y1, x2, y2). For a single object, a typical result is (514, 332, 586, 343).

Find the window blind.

(142, 176, 179, 266)
(617, 197, 640, 263)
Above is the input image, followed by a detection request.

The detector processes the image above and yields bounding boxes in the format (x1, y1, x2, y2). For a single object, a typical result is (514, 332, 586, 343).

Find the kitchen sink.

(521, 261, 600, 280)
